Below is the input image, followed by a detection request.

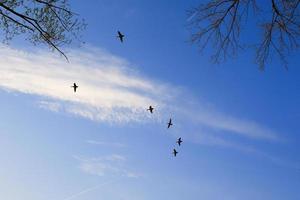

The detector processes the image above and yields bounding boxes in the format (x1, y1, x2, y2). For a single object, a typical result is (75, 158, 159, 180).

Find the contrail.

(186, 11, 197, 22)
(61, 181, 114, 200)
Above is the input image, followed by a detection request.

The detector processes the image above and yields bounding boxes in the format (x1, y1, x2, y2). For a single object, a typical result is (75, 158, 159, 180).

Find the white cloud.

(86, 140, 127, 148)
(38, 100, 61, 112)
(61, 181, 115, 200)
(0, 45, 280, 144)
(74, 155, 140, 178)
(0, 45, 167, 124)
(177, 107, 280, 141)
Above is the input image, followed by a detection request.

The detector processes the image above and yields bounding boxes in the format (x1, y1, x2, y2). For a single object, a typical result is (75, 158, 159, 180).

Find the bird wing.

(173, 149, 177, 156)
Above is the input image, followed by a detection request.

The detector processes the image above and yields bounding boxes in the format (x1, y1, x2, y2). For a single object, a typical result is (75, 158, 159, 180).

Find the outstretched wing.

(118, 31, 124, 42)
(167, 119, 172, 128)
(173, 149, 178, 156)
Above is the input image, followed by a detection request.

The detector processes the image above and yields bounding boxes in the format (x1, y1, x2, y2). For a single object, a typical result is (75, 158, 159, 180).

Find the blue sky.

(0, 0, 299, 200)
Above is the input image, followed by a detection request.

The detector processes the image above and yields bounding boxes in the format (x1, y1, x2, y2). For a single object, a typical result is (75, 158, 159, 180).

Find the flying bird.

(71, 83, 78, 92)
(176, 137, 182, 146)
(167, 118, 173, 128)
(117, 31, 125, 42)
(147, 106, 154, 113)
(173, 149, 178, 157)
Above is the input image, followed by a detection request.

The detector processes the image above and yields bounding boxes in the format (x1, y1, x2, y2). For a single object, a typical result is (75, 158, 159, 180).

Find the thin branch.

(0, 2, 71, 60)
(35, 0, 78, 15)
(0, 10, 34, 31)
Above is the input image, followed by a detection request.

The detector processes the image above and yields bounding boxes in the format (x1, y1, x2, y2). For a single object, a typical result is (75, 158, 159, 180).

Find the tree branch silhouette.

(188, 0, 300, 70)
(0, 0, 86, 61)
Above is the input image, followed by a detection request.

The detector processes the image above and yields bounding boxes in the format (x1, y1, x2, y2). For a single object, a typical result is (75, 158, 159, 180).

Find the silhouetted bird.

(177, 137, 182, 146)
(71, 83, 78, 92)
(173, 149, 178, 157)
(117, 31, 125, 42)
(147, 106, 154, 113)
(167, 118, 173, 128)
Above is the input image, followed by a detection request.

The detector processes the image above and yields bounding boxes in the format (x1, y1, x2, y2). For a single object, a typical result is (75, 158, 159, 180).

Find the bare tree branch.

(188, 0, 254, 63)
(188, 0, 300, 70)
(0, 10, 34, 32)
(35, 0, 78, 15)
(0, 0, 86, 61)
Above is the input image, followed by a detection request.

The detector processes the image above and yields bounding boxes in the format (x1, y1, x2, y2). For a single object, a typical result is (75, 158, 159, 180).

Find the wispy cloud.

(38, 100, 61, 112)
(86, 140, 127, 148)
(177, 107, 280, 141)
(0, 45, 281, 146)
(61, 181, 115, 200)
(74, 154, 141, 178)
(0, 45, 169, 124)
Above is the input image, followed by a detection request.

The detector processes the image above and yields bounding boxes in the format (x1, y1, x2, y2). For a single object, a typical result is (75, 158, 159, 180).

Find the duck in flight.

(173, 149, 178, 157)
(176, 137, 182, 146)
(71, 83, 78, 92)
(147, 106, 154, 113)
(167, 118, 173, 128)
(117, 31, 125, 43)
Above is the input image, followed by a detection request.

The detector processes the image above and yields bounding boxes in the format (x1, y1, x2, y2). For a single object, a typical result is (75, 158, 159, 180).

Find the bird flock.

(148, 105, 183, 157)
(71, 31, 183, 157)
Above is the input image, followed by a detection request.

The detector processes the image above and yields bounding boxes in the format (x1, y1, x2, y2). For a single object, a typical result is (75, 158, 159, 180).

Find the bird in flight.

(167, 118, 173, 128)
(173, 149, 178, 157)
(147, 106, 154, 113)
(176, 137, 182, 146)
(71, 83, 78, 92)
(117, 31, 125, 42)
